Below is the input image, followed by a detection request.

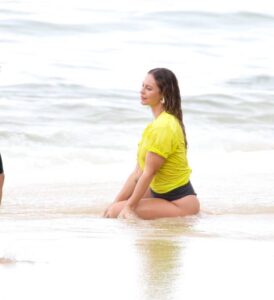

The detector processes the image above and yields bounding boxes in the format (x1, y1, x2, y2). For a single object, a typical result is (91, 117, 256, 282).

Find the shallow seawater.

(1, 219, 274, 300)
(1, 183, 274, 300)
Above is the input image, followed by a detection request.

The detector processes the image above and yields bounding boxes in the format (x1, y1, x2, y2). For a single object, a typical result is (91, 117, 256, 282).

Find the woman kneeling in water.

(103, 68, 200, 220)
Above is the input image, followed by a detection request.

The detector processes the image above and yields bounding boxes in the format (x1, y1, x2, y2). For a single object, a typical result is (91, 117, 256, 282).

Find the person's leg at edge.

(106, 195, 200, 220)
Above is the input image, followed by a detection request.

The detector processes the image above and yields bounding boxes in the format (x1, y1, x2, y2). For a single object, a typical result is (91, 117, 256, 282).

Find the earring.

(161, 97, 165, 104)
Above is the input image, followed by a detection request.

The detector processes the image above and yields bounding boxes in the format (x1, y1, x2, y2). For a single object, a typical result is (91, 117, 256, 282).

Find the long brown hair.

(148, 68, 188, 148)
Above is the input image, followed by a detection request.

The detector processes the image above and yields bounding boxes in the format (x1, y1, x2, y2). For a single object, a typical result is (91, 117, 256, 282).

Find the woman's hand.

(102, 202, 115, 218)
(118, 205, 140, 220)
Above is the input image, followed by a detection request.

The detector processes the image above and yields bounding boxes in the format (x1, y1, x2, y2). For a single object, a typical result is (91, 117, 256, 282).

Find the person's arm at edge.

(0, 173, 4, 206)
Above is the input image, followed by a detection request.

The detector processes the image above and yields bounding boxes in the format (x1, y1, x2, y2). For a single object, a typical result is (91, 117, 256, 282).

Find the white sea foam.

(1, 0, 274, 203)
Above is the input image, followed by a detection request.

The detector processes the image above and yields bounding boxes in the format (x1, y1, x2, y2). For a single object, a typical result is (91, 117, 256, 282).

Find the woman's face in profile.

(140, 74, 162, 106)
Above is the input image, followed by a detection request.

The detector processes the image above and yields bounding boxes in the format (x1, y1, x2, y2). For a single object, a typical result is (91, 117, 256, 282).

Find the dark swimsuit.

(0, 154, 3, 174)
(151, 181, 196, 201)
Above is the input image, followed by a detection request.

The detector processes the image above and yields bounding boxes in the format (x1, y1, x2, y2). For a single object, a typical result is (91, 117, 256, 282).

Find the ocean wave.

(141, 10, 274, 29)
(202, 205, 274, 215)
(2, 9, 273, 39)
(0, 82, 136, 100)
(0, 8, 31, 16)
(0, 124, 139, 149)
(227, 74, 274, 91)
(0, 83, 144, 129)
(186, 92, 274, 127)
(0, 17, 142, 37)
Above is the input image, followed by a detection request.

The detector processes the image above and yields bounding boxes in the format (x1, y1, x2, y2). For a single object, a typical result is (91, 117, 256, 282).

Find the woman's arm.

(118, 152, 165, 218)
(114, 164, 142, 202)
(102, 164, 142, 217)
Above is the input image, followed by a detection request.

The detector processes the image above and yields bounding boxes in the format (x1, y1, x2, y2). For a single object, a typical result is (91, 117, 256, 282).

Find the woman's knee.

(190, 197, 200, 215)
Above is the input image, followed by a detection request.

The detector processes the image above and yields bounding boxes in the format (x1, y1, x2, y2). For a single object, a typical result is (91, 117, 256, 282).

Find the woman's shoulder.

(153, 111, 179, 130)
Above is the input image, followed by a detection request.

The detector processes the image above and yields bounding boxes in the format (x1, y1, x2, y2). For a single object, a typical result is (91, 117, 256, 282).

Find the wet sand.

(1, 185, 274, 300)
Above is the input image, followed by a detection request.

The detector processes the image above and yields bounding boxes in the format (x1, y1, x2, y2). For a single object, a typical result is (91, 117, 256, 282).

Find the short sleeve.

(145, 127, 176, 159)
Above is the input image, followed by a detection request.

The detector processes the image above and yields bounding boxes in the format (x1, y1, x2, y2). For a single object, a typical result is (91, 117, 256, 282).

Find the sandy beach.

(1, 177, 274, 300)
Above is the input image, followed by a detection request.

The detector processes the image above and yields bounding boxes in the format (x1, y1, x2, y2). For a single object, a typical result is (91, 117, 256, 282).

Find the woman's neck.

(151, 104, 164, 119)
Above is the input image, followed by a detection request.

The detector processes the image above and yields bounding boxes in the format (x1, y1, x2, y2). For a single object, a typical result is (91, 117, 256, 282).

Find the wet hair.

(148, 68, 188, 148)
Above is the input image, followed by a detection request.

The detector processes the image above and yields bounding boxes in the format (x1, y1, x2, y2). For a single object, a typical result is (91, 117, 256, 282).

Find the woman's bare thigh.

(134, 198, 183, 219)
(106, 194, 200, 220)
(172, 195, 200, 216)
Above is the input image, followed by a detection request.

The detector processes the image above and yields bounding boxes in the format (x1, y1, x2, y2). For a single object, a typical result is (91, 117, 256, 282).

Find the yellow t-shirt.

(137, 111, 191, 193)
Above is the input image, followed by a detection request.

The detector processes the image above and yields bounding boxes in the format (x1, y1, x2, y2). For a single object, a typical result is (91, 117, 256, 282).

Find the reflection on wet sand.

(131, 218, 198, 300)
(137, 239, 183, 300)
(1, 212, 274, 300)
